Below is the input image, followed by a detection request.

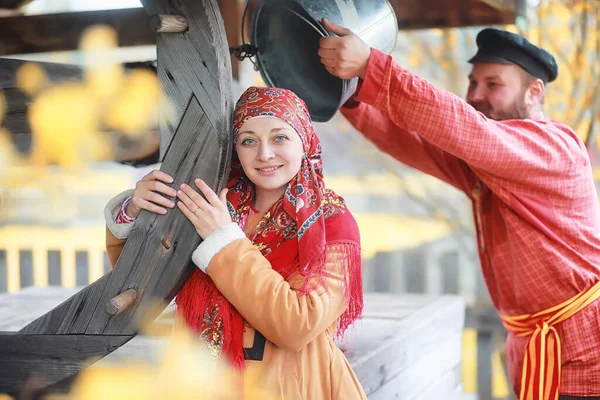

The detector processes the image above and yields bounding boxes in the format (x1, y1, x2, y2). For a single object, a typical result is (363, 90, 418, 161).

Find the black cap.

(468, 28, 558, 83)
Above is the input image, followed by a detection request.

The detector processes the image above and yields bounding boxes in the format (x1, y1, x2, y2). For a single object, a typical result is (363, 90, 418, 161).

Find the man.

(318, 19, 600, 400)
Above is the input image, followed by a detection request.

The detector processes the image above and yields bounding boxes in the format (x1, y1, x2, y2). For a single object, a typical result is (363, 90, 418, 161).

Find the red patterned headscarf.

(176, 86, 362, 368)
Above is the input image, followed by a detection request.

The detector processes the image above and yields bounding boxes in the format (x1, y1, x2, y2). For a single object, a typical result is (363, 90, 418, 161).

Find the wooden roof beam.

(0, 8, 155, 56)
(479, 0, 520, 12)
(0, 0, 32, 10)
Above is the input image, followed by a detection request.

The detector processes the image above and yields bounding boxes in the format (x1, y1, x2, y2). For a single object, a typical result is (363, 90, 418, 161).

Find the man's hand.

(318, 18, 371, 80)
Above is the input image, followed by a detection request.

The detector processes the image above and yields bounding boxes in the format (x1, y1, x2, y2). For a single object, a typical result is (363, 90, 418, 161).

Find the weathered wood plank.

(1, 87, 29, 113)
(0, 0, 32, 9)
(1, 80, 160, 161)
(365, 337, 462, 399)
(0, 0, 233, 393)
(0, 333, 132, 395)
(0, 58, 83, 88)
(389, 0, 520, 29)
(0, 287, 176, 333)
(0, 8, 155, 56)
(411, 366, 463, 400)
(480, 0, 520, 11)
(18, 97, 230, 336)
(1, 288, 466, 398)
(2, 111, 28, 134)
(216, 0, 241, 80)
(349, 294, 465, 396)
(140, 0, 233, 159)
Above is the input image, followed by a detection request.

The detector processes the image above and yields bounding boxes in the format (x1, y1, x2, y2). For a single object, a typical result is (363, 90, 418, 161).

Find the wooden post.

(149, 14, 189, 33)
(105, 289, 139, 316)
(0, 8, 156, 56)
(0, 0, 234, 394)
(32, 247, 49, 287)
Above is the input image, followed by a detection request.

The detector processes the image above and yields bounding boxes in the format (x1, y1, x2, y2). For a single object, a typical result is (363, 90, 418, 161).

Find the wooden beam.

(0, 3, 245, 80)
(479, 0, 519, 11)
(0, 333, 133, 396)
(1, 60, 162, 163)
(389, 0, 519, 30)
(0, 8, 156, 56)
(0, 0, 32, 10)
(0, 58, 83, 88)
(217, 0, 242, 80)
(0, 0, 234, 394)
(1, 86, 161, 163)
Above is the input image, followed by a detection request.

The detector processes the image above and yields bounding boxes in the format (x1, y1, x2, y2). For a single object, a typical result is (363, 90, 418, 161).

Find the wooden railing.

(0, 223, 512, 399)
(362, 234, 514, 400)
(0, 225, 108, 292)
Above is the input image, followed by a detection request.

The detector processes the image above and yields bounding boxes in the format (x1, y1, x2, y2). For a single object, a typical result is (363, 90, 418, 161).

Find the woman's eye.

(241, 138, 255, 146)
(274, 135, 288, 142)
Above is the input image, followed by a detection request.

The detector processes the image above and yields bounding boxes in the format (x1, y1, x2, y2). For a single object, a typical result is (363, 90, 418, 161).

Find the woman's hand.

(126, 170, 177, 218)
(177, 178, 231, 239)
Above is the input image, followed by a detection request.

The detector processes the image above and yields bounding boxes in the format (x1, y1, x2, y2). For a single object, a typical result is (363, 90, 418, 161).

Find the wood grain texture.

(1, 288, 466, 398)
(140, 0, 233, 160)
(0, 0, 32, 9)
(0, 0, 233, 393)
(0, 8, 155, 56)
(348, 294, 465, 397)
(0, 58, 83, 88)
(105, 288, 139, 316)
(0, 333, 132, 396)
(18, 98, 230, 337)
(389, 0, 520, 29)
(149, 14, 189, 33)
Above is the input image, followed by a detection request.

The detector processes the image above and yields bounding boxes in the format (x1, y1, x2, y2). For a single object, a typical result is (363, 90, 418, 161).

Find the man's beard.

(469, 96, 530, 121)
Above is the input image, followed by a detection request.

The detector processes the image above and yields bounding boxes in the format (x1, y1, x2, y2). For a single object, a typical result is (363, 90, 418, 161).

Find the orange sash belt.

(500, 281, 600, 400)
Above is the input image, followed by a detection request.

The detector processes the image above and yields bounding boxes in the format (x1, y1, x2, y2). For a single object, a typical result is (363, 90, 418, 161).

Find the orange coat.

(105, 195, 366, 400)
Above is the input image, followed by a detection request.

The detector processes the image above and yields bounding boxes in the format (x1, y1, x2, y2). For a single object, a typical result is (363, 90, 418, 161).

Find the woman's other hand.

(177, 178, 231, 239)
(127, 170, 177, 218)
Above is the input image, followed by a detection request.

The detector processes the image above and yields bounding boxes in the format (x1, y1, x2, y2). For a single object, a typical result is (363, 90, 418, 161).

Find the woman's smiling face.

(235, 116, 304, 195)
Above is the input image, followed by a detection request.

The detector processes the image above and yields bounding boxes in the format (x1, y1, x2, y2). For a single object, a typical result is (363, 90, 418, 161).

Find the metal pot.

(251, 0, 398, 122)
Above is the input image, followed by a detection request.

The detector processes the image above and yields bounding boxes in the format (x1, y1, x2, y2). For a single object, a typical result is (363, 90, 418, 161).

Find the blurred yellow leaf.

(407, 53, 421, 68)
(79, 25, 118, 52)
(70, 366, 158, 400)
(552, 4, 571, 23)
(28, 84, 100, 166)
(105, 70, 162, 135)
(86, 132, 114, 162)
(15, 62, 48, 97)
(67, 323, 279, 400)
(86, 64, 125, 102)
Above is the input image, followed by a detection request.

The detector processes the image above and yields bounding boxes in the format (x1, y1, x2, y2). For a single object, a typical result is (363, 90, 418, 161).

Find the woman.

(104, 86, 366, 399)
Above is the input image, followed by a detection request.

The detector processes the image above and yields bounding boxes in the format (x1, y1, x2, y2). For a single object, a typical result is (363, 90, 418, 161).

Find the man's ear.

(525, 79, 545, 106)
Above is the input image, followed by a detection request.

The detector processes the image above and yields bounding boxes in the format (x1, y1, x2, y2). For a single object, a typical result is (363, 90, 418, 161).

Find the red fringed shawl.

(176, 86, 363, 368)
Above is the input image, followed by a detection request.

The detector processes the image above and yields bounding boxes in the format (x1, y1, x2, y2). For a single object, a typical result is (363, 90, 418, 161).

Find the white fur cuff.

(104, 189, 135, 239)
(192, 223, 246, 273)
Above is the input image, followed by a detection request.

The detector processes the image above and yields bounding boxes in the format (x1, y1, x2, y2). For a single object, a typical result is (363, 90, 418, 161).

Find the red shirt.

(341, 49, 600, 396)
